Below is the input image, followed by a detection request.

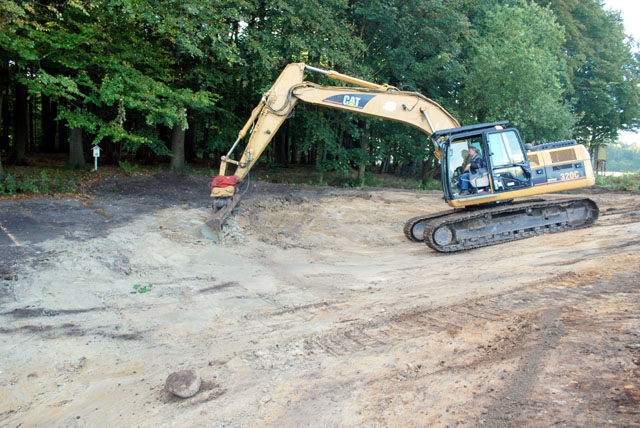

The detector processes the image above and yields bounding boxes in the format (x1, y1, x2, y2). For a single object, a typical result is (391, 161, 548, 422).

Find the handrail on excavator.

(303, 64, 392, 91)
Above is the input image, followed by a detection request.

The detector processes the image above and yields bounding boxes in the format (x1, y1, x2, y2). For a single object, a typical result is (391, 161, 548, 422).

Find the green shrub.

(39, 170, 51, 194)
(17, 175, 39, 193)
(118, 160, 140, 174)
(596, 173, 640, 191)
(0, 175, 17, 194)
(0, 169, 86, 196)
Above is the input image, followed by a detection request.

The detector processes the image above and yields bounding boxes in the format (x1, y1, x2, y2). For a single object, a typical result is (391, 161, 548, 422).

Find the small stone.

(261, 396, 272, 405)
(165, 370, 201, 398)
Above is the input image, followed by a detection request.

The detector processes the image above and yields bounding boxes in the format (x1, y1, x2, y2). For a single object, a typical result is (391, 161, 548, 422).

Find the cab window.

(447, 135, 484, 198)
(487, 130, 525, 166)
(487, 130, 530, 191)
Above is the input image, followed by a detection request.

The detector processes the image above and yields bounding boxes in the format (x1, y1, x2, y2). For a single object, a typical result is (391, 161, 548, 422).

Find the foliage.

(596, 173, 640, 191)
(459, 0, 575, 142)
(118, 160, 140, 175)
(605, 143, 640, 172)
(131, 283, 154, 294)
(350, 0, 468, 99)
(536, 0, 640, 149)
(1, 0, 640, 184)
(0, 169, 78, 195)
(1, 0, 227, 150)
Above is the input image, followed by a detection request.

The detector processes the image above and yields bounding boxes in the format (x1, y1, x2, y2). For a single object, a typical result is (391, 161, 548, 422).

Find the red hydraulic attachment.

(211, 175, 240, 189)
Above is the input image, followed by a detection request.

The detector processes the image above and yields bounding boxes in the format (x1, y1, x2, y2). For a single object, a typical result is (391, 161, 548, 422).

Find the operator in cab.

(457, 146, 485, 195)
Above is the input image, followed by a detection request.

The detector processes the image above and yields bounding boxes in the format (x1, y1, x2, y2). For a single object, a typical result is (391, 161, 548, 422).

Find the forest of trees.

(1, 0, 639, 183)
(607, 143, 640, 172)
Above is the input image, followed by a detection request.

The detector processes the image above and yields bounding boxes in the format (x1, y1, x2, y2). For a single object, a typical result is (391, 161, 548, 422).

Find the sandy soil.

(1, 175, 639, 427)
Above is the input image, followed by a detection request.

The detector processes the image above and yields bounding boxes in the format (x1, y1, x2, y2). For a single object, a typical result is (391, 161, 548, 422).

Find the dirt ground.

(1, 174, 639, 427)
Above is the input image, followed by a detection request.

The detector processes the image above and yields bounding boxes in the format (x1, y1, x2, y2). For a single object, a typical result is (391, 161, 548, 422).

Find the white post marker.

(92, 145, 101, 171)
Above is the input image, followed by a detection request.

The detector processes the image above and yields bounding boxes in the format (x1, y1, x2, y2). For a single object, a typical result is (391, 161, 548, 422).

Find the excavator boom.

(213, 63, 458, 186)
(204, 63, 459, 239)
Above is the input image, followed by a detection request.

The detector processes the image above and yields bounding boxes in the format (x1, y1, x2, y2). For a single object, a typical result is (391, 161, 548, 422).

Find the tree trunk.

(0, 63, 7, 182)
(203, 123, 210, 163)
(0, 144, 5, 182)
(422, 158, 440, 181)
(170, 122, 186, 174)
(28, 96, 34, 151)
(1, 94, 10, 152)
(185, 119, 196, 162)
(67, 127, 85, 169)
(357, 131, 369, 182)
(275, 129, 287, 166)
(0, 91, 6, 182)
(58, 116, 68, 153)
(299, 147, 307, 165)
(13, 82, 28, 165)
(589, 134, 598, 171)
(308, 144, 316, 166)
(289, 133, 296, 165)
(318, 146, 327, 183)
(41, 95, 57, 152)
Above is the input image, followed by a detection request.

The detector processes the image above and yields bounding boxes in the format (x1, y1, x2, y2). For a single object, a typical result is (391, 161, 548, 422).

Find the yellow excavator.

(204, 63, 599, 252)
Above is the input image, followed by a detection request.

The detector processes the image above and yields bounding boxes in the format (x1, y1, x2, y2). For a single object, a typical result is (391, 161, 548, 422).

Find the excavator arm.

(203, 63, 459, 238)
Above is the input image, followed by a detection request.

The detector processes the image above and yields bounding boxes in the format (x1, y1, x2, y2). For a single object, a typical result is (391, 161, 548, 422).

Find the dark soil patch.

(198, 281, 239, 294)
(0, 322, 77, 335)
(0, 322, 142, 341)
(104, 332, 142, 341)
(3, 307, 104, 318)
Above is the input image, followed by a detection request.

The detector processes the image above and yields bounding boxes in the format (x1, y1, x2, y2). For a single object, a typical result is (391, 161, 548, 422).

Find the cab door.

(485, 129, 532, 192)
(440, 133, 488, 200)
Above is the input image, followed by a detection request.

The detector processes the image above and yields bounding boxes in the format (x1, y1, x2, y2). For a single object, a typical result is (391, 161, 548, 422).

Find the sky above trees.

(603, 0, 640, 45)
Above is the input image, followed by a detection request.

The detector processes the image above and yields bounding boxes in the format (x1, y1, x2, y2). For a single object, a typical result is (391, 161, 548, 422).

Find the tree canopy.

(458, 0, 575, 142)
(1, 0, 638, 181)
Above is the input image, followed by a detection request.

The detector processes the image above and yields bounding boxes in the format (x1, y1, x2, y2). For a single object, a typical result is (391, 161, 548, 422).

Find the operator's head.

(469, 146, 478, 155)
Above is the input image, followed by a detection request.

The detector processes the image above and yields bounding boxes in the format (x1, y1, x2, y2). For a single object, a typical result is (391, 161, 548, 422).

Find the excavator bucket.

(201, 194, 242, 242)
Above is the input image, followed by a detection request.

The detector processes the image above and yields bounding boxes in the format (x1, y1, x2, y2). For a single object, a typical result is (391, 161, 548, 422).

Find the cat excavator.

(204, 63, 598, 252)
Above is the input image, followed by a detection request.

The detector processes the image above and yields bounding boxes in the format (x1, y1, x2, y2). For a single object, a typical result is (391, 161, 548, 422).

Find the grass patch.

(596, 173, 640, 191)
(131, 283, 154, 294)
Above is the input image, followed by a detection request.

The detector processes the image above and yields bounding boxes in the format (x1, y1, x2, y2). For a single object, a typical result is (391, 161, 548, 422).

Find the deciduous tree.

(459, 0, 574, 142)
(536, 0, 640, 150)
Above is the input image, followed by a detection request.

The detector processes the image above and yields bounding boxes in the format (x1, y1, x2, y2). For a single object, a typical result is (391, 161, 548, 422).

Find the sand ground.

(1, 175, 639, 427)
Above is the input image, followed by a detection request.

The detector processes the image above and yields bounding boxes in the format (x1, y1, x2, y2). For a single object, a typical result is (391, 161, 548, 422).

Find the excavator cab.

(437, 122, 534, 206)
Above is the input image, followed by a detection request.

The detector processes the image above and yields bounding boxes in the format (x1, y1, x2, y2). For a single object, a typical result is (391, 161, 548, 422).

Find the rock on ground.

(165, 370, 202, 398)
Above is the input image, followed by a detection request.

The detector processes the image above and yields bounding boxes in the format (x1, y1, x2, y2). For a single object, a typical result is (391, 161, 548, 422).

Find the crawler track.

(403, 199, 542, 243)
(403, 211, 461, 242)
(405, 198, 599, 252)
